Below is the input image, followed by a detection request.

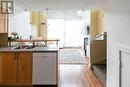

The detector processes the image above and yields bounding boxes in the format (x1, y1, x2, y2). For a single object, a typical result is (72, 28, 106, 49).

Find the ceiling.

(15, 0, 107, 11)
(14, 0, 130, 14)
(47, 10, 86, 19)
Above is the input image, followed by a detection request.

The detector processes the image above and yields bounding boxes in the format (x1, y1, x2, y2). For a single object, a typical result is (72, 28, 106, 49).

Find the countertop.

(10, 39, 60, 42)
(0, 46, 59, 52)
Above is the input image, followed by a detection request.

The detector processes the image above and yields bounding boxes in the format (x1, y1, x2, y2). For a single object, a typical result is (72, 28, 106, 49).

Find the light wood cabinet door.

(0, 13, 8, 33)
(90, 10, 104, 39)
(0, 33, 8, 47)
(17, 52, 32, 83)
(1, 52, 32, 85)
(2, 53, 17, 83)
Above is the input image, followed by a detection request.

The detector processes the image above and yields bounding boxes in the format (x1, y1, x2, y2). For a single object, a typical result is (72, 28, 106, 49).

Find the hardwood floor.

(59, 64, 104, 87)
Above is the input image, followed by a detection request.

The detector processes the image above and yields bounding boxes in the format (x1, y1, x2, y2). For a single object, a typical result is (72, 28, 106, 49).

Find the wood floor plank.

(59, 64, 104, 87)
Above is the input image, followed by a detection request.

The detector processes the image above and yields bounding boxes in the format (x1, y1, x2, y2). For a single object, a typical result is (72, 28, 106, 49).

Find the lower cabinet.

(17, 52, 32, 83)
(1, 53, 17, 83)
(0, 52, 32, 85)
(0, 51, 58, 86)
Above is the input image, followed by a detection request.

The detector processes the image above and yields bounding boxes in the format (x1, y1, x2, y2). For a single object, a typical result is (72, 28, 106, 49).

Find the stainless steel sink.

(25, 46, 35, 49)
(13, 46, 25, 49)
(11, 46, 35, 49)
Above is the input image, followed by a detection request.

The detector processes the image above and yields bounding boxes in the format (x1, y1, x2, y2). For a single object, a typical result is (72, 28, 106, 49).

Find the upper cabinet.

(90, 10, 104, 39)
(30, 12, 47, 38)
(0, 8, 8, 33)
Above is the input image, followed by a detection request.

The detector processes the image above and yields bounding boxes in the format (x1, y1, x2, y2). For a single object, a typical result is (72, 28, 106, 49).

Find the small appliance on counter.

(11, 32, 20, 40)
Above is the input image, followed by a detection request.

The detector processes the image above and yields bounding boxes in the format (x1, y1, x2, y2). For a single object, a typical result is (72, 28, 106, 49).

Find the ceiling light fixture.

(77, 10, 85, 16)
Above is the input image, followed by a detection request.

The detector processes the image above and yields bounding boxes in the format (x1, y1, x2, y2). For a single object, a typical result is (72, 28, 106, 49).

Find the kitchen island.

(0, 46, 59, 87)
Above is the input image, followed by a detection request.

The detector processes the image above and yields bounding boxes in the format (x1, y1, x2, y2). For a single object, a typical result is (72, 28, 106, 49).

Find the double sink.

(12, 45, 36, 49)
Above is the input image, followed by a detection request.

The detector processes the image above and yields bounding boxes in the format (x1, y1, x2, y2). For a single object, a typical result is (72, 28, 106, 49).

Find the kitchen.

(1, 0, 130, 87)
(0, 2, 59, 87)
(0, 0, 105, 87)
(0, 1, 86, 87)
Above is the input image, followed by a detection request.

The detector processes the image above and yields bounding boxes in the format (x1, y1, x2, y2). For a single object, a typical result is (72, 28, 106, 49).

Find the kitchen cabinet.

(0, 52, 32, 85)
(0, 10, 8, 33)
(0, 33, 8, 47)
(17, 52, 32, 83)
(33, 52, 57, 85)
(2, 53, 17, 83)
(90, 10, 104, 39)
(30, 12, 47, 38)
(0, 8, 8, 47)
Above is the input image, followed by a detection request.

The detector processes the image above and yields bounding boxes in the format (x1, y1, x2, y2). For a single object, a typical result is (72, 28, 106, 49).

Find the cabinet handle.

(14, 53, 19, 60)
(17, 53, 19, 60)
(14, 53, 17, 60)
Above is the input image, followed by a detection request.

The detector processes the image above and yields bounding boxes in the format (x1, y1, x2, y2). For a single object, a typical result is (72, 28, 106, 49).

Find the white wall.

(9, 6, 31, 39)
(105, 9, 130, 87)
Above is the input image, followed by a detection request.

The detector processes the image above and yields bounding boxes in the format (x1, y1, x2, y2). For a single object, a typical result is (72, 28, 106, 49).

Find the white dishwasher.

(33, 52, 57, 85)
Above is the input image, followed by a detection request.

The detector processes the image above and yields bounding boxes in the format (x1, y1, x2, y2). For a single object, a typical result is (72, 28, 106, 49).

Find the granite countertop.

(0, 46, 59, 52)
